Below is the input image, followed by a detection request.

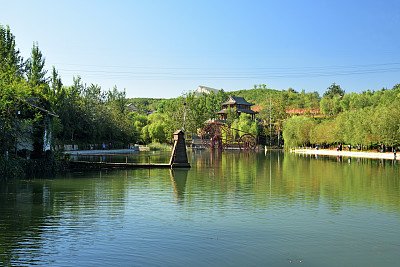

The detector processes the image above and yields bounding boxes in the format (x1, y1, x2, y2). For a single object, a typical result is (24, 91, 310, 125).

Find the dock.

(67, 130, 191, 169)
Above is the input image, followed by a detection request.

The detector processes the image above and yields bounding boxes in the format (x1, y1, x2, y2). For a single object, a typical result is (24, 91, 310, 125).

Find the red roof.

(286, 108, 320, 114)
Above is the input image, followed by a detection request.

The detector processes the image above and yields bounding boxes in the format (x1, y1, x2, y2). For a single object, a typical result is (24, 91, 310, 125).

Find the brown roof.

(220, 96, 254, 106)
(215, 108, 258, 114)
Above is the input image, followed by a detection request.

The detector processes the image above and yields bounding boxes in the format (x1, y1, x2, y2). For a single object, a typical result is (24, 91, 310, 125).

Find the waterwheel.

(238, 133, 257, 150)
(200, 122, 231, 150)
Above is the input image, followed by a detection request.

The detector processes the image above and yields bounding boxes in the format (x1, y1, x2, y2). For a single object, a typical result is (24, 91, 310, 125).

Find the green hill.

(227, 88, 280, 106)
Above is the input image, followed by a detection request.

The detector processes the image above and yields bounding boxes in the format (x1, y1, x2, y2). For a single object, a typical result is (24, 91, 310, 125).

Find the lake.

(1, 150, 400, 266)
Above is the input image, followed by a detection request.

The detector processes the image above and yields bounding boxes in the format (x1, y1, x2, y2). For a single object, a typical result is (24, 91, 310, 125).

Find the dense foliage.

(128, 98, 163, 114)
(228, 82, 400, 149)
(156, 90, 230, 136)
(0, 25, 140, 156)
(53, 79, 133, 146)
(282, 84, 400, 149)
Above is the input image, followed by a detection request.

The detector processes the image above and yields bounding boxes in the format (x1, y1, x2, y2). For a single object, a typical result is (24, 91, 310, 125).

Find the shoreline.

(292, 149, 397, 160)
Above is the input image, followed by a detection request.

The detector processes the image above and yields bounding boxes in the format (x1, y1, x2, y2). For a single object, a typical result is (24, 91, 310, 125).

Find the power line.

(52, 62, 400, 70)
(52, 62, 400, 80)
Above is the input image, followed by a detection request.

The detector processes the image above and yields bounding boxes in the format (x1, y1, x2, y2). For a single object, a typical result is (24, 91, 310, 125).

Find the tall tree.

(283, 116, 315, 148)
(26, 42, 48, 86)
(51, 66, 62, 93)
(323, 83, 345, 98)
(0, 25, 24, 81)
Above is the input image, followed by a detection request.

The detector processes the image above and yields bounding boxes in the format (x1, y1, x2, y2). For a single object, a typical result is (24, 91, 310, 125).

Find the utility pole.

(269, 95, 272, 147)
(183, 101, 186, 133)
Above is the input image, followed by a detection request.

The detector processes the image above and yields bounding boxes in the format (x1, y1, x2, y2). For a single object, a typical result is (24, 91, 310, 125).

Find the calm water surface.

(1, 151, 400, 266)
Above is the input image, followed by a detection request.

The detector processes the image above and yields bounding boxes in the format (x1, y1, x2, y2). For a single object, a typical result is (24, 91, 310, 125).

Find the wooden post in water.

(169, 130, 191, 168)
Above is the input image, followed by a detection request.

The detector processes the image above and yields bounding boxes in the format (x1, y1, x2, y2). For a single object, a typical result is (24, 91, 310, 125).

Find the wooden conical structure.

(169, 130, 190, 168)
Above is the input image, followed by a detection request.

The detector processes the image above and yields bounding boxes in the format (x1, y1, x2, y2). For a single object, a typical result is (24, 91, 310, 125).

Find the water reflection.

(170, 168, 189, 204)
(1, 151, 400, 266)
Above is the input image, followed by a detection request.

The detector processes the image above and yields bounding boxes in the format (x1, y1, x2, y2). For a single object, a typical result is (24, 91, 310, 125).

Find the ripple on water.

(1, 151, 400, 266)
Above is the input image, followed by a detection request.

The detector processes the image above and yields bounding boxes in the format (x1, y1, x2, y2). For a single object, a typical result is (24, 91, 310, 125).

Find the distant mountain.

(194, 86, 220, 97)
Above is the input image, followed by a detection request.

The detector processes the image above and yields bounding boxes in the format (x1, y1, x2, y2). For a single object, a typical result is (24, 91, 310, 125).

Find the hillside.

(227, 88, 280, 106)
(127, 98, 163, 113)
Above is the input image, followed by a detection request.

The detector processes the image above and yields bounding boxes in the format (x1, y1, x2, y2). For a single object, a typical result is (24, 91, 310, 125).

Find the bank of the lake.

(0, 154, 68, 180)
(292, 148, 398, 160)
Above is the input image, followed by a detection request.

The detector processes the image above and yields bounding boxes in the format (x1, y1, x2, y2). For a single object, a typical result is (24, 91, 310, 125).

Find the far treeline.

(2, 24, 400, 159)
(121, 81, 400, 152)
(282, 83, 400, 150)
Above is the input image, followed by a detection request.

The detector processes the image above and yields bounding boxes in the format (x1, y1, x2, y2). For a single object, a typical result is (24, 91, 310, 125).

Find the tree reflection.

(188, 150, 400, 215)
(0, 170, 129, 265)
(1, 151, 400, 265)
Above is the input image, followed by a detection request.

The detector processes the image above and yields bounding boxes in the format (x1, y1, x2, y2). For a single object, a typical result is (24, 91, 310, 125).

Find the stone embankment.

(292, 149, 397, 160)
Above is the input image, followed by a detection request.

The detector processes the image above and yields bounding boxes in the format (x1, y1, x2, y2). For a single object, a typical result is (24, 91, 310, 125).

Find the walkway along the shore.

(292, 149, 397, 160)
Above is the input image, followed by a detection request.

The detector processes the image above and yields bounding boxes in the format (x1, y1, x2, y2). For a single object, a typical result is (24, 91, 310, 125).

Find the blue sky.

(1, 0, 400, 98)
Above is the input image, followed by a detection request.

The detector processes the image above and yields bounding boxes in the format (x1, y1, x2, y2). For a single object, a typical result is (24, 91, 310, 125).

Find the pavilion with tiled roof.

(215, 96, 258, 120)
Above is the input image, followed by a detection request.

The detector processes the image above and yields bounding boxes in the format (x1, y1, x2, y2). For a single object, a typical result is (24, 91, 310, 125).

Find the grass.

(148, 142, 172, 151)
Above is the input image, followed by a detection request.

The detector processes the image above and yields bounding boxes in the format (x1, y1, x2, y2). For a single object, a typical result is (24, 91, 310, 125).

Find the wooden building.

(16, 98, 59, 157)
(215, 96, 258, 120)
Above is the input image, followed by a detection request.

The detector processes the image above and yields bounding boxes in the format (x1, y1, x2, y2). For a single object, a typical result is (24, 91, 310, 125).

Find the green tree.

(107, 86, 128, 115)
(225, 107, 239, 126)
(319, 96, 332, 115)
(283, 116, 315, 148)
(310, 119, 336, 145)
(0, 80, 32, 153)
(26, 42, 48, 86)
(54, 77, 84, 141)
(324, 83, 345, 98)
(372, 104, 400, 147)
(231, 114, 258, 140)
(141, 113, 170, 143)
(157, 90, 229, 137)
(0, 25, 24, 82)
(51, 66, 62, 93)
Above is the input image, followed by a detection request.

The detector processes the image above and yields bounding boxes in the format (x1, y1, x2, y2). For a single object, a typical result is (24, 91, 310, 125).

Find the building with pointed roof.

(215, 96, 258, 120)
